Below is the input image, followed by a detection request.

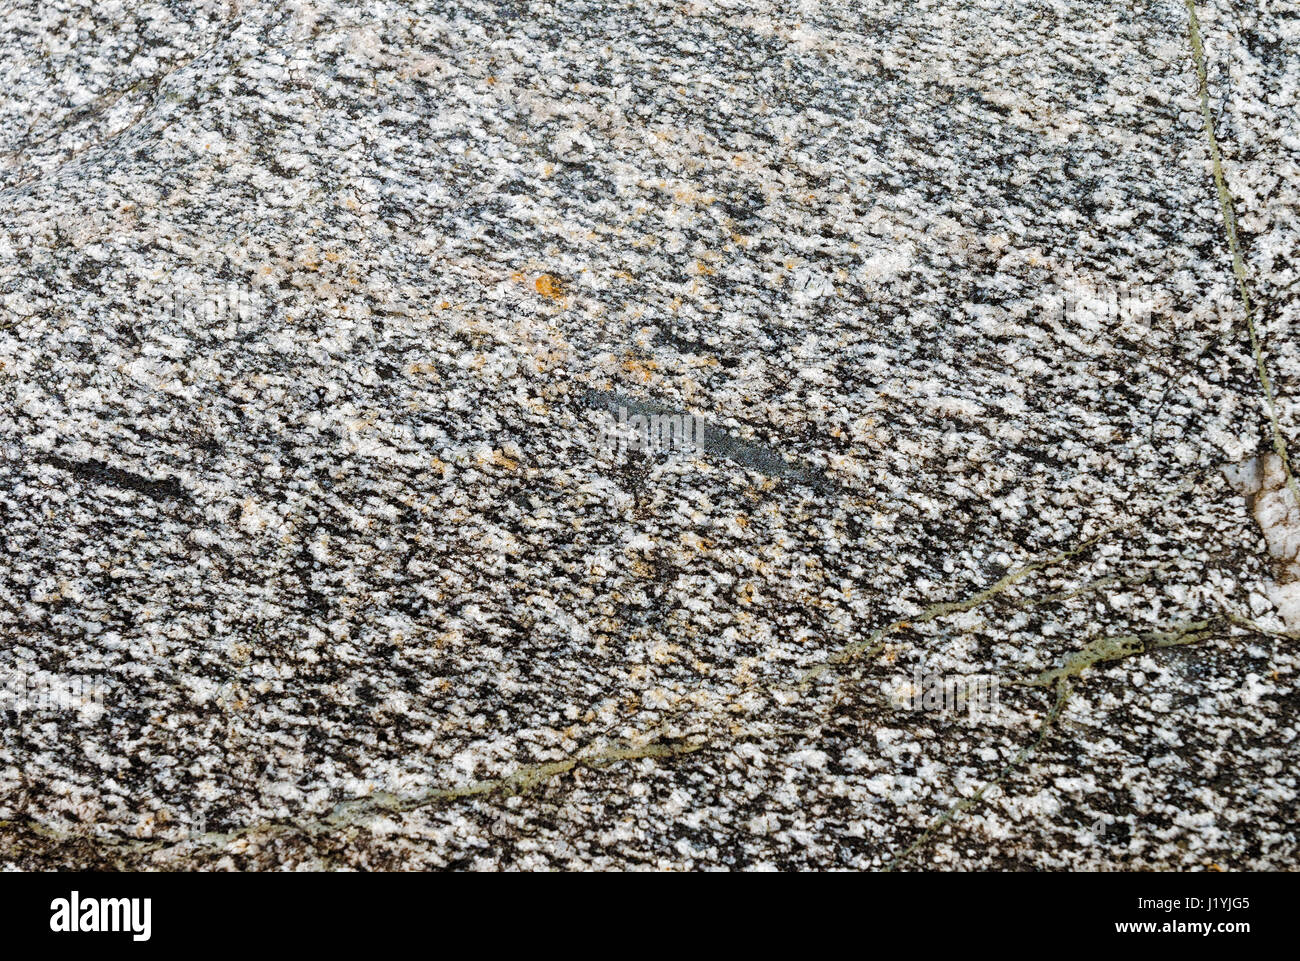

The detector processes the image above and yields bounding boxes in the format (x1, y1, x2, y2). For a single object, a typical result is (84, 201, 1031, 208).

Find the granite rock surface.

(0, 0, 1297, 870)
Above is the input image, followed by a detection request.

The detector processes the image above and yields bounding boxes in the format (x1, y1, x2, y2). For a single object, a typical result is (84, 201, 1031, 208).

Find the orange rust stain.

(534, 274, 564, 301)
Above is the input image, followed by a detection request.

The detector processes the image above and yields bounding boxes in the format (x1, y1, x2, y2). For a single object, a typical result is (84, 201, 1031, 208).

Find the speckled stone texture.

(1, 0, 1297, 870)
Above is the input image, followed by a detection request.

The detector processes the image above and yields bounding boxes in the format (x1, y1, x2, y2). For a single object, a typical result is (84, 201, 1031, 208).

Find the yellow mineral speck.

(621, 355, 657, 382)
(680, 531, 711, 551)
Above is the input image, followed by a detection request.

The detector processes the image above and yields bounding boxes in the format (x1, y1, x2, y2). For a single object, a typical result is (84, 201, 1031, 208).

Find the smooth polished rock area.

(1, 0, 1296, 869)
